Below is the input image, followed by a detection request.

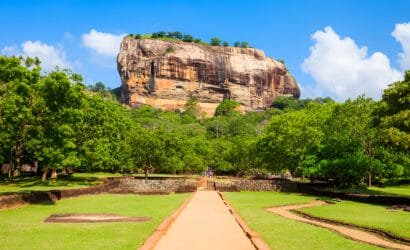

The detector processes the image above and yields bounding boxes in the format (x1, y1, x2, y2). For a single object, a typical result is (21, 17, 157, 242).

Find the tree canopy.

(0, 55, 408, 186)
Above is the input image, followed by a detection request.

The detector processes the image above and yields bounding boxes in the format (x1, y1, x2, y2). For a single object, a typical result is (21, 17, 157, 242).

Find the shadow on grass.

(0, 175, 102, 195)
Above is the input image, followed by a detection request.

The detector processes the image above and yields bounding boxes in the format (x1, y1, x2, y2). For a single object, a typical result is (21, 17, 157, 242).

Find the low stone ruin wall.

(113, 178, 197, 194)
(213, 179, 298, 192)
(0, 178, 198, 210)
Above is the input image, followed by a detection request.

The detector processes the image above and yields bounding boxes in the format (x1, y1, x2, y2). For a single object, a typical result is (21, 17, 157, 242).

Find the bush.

(210, 37, 221, 46)
(182, 34, 194, 42)
(215, 99, 240, 116)
(240, 41, 249, 48)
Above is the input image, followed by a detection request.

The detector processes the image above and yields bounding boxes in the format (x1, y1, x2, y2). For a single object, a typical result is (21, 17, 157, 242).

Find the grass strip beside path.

(300, 200, 410, 239)
(223, 192, 380, 250)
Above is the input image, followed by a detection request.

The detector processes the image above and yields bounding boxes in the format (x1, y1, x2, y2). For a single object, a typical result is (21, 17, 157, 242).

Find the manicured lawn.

(300, 200, 410, 239)
(369, 185, 410, 197)
(0, 193, 189, 250)
(223, 192, 380, 250)
(0, 172, 131, 194)
(0, 175, 106, 194)
(318, 184, 410, 197)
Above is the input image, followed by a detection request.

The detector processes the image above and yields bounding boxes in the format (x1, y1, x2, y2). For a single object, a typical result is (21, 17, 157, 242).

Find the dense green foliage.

(127, 31, 250, 47)
(0, 56, 408, 186)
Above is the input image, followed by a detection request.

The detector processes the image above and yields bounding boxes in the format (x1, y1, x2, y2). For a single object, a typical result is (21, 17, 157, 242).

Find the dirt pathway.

(154, 191, 255, 250)
(267, 200, 410, 250)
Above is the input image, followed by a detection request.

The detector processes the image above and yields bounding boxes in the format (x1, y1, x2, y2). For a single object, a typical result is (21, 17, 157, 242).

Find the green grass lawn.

(0, 193, 189, 250)
(223, 192, 381, 250)
(368, 185, 410, 197)
(317, 184, 410, 197)
(0, 172, 131, 194)
(300, 200, 410, 239)
(0, 175, 106, 194)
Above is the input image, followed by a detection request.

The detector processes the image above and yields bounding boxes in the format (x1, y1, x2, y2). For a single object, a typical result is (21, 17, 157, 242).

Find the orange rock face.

(117, 37, 300, 116)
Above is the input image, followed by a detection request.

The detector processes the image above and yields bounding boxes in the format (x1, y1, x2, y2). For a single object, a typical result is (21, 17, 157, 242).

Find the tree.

(257, 103, 330, 177)
(131, 130, 164, 179)
(35, 70, 85, 180)
(0, 56, 42, 177)
(222, 41, 229, 47)
(182, 34, 194, 42)
(319, 97, 380, 186)
(210, 37, 221, 46)
(272, 96, 308, 110)
(234, 41, 240, 47)
(183, 96, 204, 119)
(378, 71, 410, 152)
(240, 42, 249, 48)
(214, 99, 240, 116)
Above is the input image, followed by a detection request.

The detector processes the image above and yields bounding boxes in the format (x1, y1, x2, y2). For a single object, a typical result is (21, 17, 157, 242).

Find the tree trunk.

(50, 169, 57, 179)
(41, 167, 48, 181)
(368, 172, 372, 188)
(144, 169, 148, 181)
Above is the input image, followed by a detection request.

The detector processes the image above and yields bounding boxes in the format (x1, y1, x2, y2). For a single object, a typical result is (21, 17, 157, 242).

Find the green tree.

(131, 130, 164, 179)
(214, 99, 240, 116)
(319, 97, 380, 186)
(378, 71, 410, 152)
(183, 96, 203, 119)
(0, 56, 42, 177)
(182, 34, 194, 42)
(240, 42, 249, 48)
(210, 37, 221, 46)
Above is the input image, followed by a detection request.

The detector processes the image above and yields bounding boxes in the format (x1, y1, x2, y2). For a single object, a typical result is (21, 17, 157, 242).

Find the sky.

(0, 0, 409, 101)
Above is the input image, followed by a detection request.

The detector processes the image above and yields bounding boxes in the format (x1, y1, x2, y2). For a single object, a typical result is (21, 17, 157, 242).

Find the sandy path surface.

(154, 191, 255, 250)
(267, 200, 410, 250)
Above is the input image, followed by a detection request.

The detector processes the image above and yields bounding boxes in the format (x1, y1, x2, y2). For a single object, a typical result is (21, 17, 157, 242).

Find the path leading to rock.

(267, 200, 410, 250)
(154, 191, 255, 250)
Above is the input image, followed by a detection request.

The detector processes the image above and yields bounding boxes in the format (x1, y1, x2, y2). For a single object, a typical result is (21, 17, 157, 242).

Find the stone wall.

(0, 178, 198, 210)
(213, 179, 298, 192)
(114, 178, 198, 194)
(0, 179, 121, 209)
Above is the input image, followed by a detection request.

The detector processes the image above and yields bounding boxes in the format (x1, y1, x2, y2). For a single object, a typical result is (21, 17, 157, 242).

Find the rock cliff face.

(117, 37, 300, 116)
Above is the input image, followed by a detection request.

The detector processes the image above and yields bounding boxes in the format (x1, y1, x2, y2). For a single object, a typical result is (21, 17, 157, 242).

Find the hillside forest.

(0, 56, 409, 187)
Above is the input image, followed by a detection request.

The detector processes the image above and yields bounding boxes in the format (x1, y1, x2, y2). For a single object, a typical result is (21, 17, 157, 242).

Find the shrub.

(182, 34, 194, 42)
(210, 37, 221, 46)
(240, 41, 249, 48)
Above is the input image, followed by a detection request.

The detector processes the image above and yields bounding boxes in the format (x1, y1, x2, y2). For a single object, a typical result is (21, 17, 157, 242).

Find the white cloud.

(302, 26, 402, 100)
(1, 41, 69, 71)
(22, 41, 69, 70)
(1, 45, 18, 56)
(82, 29, 126, 57)
(392, 22, 410, 71)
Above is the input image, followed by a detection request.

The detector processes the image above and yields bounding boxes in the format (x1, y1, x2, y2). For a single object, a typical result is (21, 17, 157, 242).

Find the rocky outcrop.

(117, 37, 300, 116)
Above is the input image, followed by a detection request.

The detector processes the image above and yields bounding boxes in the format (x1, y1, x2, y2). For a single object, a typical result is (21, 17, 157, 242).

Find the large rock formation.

(117, 37, 300, 116)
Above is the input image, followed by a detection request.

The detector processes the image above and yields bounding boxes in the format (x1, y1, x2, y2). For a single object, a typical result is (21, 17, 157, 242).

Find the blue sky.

(1, 0, 409, 100)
